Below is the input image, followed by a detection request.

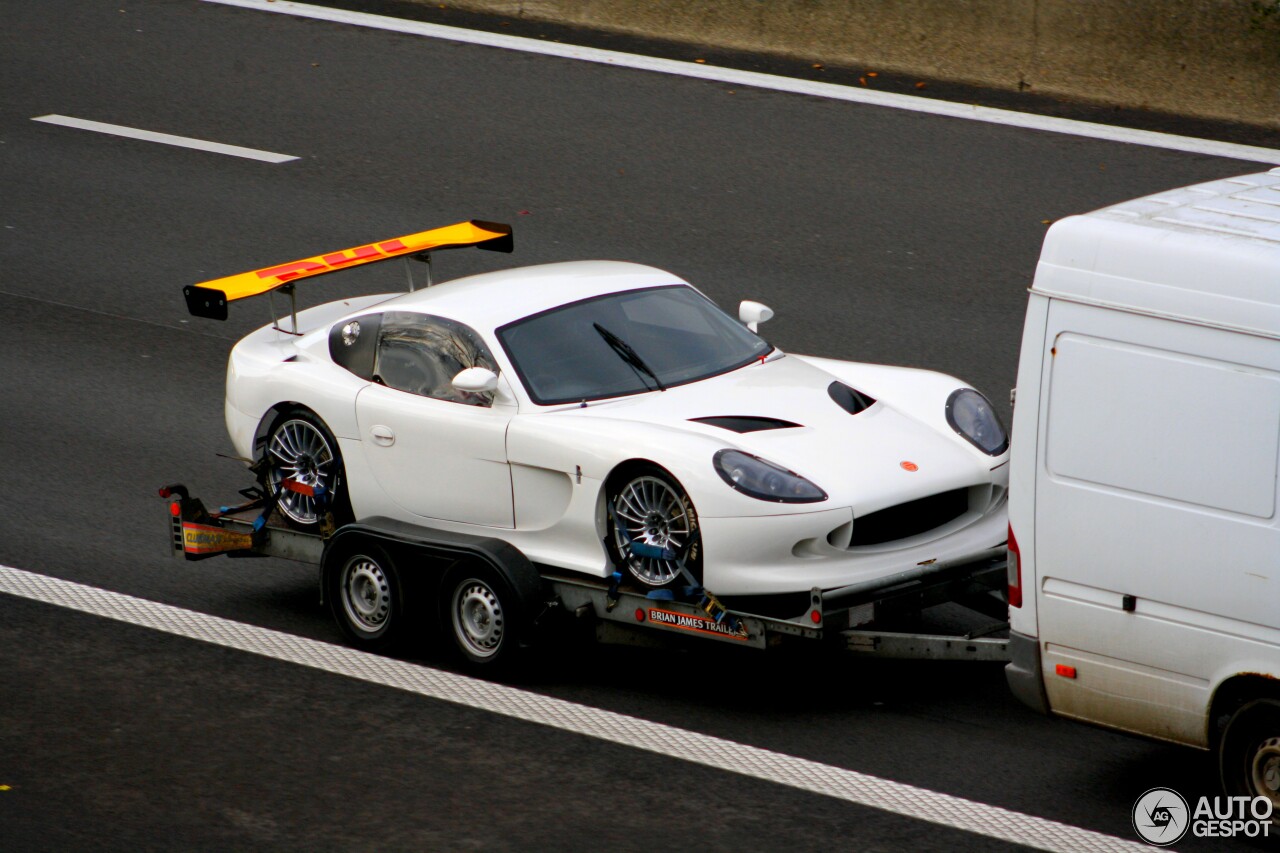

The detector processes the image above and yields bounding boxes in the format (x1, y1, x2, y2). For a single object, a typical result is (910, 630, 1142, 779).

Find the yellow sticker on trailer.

(182, 523, 254, 555)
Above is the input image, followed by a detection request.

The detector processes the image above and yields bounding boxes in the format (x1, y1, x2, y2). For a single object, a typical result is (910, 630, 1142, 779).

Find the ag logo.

(1132, 787, 1190, 846)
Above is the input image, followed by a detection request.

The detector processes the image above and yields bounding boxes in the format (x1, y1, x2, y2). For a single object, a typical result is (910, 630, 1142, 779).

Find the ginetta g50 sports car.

(186, 221, 1009, 602)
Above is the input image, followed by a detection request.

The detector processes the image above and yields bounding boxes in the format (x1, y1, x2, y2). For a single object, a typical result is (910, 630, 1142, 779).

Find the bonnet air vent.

(828, 381, 876, 415)
(690, 416, 802, 433)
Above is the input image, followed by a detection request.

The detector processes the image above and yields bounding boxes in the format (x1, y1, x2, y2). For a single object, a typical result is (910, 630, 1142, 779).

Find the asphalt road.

(2, 1, 1275, 849)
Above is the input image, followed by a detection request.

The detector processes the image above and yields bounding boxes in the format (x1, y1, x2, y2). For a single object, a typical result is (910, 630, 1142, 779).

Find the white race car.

(190, 221, 1009, 608)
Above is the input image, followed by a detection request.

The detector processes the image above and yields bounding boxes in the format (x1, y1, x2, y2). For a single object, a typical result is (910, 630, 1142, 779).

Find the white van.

(1005, 170, 1280, 805)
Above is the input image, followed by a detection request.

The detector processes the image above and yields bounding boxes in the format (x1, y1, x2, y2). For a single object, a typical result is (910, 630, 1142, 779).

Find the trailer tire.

(443, 563, 525, 669)
(1218, 698, 1280, 820)
(327, 542, 407, 651)
(264, 408, 353, 531)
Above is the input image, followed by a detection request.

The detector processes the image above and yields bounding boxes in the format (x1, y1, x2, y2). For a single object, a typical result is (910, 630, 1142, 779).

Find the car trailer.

(161, 480, 1012, 669)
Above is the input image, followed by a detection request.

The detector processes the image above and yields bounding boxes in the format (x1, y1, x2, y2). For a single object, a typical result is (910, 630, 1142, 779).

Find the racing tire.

(327, 543, 408, 652)
(264, 409, 353, 531)
(1219, 698, 1280, 821)
(606, 464, 703, 590)
(442, 564, 525, 670)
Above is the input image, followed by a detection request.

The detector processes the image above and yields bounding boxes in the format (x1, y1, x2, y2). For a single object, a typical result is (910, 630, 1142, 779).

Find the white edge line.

(0, 563, 1146, 853)
(32, 114, 299, 164)
(203, 0, 1280, 166)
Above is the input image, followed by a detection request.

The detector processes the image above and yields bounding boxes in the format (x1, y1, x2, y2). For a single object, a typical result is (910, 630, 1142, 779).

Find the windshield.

(498, 285, 773, 405)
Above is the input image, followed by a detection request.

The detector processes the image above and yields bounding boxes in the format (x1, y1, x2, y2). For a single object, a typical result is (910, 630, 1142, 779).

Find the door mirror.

(452, 367, 499, 393)
(739, 300, 774, 333)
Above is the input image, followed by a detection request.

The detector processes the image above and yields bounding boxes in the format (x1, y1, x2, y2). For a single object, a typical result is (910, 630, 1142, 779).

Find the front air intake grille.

(850, 489, 968, 546)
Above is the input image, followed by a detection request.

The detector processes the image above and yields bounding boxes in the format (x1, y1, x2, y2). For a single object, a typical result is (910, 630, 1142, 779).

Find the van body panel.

(1007, 294, 1049, 639)
(1007, 169, 1280, 752)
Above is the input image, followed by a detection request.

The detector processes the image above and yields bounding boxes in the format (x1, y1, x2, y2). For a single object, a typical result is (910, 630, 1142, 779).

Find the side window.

(374, 312, 498, 407)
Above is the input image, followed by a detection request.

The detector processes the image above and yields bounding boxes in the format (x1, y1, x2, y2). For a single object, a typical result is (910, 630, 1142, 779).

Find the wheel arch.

(1209, 673, 1280, 746)
(321, 520, 545, 626)
(603, 457, 679, 493)
(598, 457, 685, 537)
(253, 401, 311, 455)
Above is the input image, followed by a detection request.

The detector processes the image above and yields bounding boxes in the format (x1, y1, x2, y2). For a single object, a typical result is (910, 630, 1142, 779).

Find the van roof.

(1033, 169, 1280, 336)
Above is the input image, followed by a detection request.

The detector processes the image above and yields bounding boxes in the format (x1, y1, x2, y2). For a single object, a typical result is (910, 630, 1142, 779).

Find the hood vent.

(690, 416, 801, 434)
(829, 381, 876, 415)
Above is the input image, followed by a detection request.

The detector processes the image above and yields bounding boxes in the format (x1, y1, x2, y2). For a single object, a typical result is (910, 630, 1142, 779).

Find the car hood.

(557, 354, 991, 514)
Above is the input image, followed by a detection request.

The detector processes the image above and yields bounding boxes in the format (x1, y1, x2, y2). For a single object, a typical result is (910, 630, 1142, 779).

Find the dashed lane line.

(31, 115, 299, 163)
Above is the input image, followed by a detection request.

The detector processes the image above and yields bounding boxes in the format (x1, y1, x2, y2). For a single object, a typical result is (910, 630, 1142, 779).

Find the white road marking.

(204, 0, 1280, 165)
(0, 563, 1144, 852)
(31, 114, 299, 163)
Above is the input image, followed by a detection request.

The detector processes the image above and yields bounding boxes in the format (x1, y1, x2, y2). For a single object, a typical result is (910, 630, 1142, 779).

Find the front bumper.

(698, 500, 1008, 595)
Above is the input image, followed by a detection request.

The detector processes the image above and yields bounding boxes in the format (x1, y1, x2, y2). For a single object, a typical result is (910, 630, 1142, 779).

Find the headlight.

(946, 388, 1008, 455)
(713, 450, 827, 503)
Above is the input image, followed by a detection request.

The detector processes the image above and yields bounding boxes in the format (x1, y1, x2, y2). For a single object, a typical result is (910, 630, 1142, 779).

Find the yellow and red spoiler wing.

(183, 219, 513, 320)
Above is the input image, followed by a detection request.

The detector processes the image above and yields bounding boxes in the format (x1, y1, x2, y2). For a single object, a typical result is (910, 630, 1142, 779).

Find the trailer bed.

(163, 484, 1011, 665)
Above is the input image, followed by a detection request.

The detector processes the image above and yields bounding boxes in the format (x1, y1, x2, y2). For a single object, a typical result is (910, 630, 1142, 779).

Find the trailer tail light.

(1007, 523, 1023, 608)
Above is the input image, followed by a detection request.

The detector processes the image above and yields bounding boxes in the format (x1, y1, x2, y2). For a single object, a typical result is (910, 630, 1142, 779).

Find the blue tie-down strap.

(612, 511, 703, 599)
(626, 539, 678, 561)
(605, 571, 623, 611)
(611, 506, 742, 634)
(256, 478, 329, 534)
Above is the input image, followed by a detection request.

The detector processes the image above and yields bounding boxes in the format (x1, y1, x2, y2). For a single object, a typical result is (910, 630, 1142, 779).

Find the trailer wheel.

(265, 409, 352, 530)
(1219, 699, 1280, 819)
(606, 465, 702, 589)
(444, 565, 523, 668)
(328, 544, 406, 651)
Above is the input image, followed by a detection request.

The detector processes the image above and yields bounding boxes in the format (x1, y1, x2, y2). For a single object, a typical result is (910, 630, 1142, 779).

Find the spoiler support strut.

(267, 284, 301, 336)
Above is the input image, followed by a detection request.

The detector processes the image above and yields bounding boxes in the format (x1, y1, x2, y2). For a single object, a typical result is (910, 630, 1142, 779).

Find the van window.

(1046, 333, 1280, 518)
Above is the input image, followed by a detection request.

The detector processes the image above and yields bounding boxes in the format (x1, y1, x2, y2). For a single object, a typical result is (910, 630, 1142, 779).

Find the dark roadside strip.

(297, 0, 1280, 151)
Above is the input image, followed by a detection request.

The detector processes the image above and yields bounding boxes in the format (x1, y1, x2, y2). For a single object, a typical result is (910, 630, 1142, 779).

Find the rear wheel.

(1220, 699, 1280, 820)
(607, 465, 702, 590)
(264, 409, 351, 529)
(443, 565, 524, 669)
(327, 543, 407, 651)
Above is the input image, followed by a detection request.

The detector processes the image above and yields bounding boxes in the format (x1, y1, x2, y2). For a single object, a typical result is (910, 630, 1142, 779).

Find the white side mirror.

(739, 300, 774, 333)
(452, 367, 499, 393)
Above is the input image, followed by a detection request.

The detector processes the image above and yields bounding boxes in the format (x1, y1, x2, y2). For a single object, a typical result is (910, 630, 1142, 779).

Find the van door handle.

(371, 425, 395, 447)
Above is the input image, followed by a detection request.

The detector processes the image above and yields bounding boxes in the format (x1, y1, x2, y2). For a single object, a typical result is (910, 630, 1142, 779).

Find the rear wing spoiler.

(183, 220, 513, 323)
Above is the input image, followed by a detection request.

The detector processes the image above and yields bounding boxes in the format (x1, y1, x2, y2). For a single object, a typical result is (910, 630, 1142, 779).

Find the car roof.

(375, 260, 687, 330)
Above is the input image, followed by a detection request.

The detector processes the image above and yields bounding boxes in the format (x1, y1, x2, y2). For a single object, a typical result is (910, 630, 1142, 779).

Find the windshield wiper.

(593, 323, 666, 392)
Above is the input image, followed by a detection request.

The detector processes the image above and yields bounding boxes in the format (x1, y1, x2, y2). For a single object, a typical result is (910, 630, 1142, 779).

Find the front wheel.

(606, 466, 702, 590)
(1219, 698, 1280, 820)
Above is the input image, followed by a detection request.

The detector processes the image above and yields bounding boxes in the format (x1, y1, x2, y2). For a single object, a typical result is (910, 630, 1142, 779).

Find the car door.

(354, 311, 516, 528)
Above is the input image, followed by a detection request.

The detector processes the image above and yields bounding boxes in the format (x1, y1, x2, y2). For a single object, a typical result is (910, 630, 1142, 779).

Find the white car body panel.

(223, 260, 1008, 596)
(354, 382, 517, 527)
